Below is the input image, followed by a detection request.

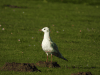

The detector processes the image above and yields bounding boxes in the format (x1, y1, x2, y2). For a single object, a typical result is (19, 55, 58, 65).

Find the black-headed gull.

(40, 27, 68, 62)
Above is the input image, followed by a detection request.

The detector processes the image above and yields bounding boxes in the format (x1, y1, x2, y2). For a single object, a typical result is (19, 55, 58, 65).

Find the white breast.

(42, 39, 53, 52)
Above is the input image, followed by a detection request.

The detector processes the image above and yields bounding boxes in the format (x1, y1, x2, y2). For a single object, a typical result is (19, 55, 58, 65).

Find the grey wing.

(51, 41, 68, 61)
(51, 42, 62, 57)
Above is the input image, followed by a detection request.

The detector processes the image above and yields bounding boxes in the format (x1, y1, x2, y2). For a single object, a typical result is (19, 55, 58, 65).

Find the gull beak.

(39, 29, 42, 31)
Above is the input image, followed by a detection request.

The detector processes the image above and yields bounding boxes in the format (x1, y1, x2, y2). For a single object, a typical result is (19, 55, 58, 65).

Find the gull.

(40, 27, 68, 62)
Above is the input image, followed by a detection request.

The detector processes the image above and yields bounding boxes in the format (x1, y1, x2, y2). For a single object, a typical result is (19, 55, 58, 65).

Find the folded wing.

(50, 41, 68, 61)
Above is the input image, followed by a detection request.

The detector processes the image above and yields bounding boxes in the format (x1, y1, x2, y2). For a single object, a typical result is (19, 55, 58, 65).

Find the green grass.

(0, 0, 100, 75)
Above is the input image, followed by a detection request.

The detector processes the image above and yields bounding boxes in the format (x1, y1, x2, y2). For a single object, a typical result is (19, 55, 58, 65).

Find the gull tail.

(53, 51, 68, 61)
(61, 56, 68, 61)
(54, 53, 68, 61)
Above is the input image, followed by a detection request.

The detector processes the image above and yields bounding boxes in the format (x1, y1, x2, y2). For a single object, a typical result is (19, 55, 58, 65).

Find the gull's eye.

(44, 29, 45, 30)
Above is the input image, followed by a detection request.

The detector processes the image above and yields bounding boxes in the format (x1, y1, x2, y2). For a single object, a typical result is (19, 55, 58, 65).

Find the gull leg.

(46, 53, 48, 62)
(51, 54, 52, 62)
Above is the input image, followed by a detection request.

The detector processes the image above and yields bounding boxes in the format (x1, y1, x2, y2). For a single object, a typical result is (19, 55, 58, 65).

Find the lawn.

(0, 0, 100, 75)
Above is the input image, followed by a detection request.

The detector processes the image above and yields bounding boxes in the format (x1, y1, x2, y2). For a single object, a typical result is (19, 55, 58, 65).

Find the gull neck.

(44, 32, 50, 40)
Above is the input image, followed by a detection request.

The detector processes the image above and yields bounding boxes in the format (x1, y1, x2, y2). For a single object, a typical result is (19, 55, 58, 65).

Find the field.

(0, 0, 100, 75)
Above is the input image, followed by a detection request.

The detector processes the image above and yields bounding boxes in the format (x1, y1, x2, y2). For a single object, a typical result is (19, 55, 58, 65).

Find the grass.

(0, 0, 100, 75)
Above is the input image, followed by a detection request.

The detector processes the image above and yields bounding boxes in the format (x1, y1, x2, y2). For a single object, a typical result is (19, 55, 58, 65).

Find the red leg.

(46, 54, 48, 62)
(51, 54, 52, 62)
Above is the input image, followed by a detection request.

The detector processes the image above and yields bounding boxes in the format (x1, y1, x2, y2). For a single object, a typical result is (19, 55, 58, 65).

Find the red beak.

(39, 29, 42, 31)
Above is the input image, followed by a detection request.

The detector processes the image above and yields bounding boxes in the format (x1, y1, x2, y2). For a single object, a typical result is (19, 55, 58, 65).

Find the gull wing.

(50, 41, 68, 61)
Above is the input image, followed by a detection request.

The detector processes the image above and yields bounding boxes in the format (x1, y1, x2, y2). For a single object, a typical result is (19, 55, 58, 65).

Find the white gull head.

(41, 27, 50, 33)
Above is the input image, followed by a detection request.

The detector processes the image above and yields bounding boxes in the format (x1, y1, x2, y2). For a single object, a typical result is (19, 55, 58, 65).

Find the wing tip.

(64, 58, 68, 61)
(61, 57, 68, 61)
